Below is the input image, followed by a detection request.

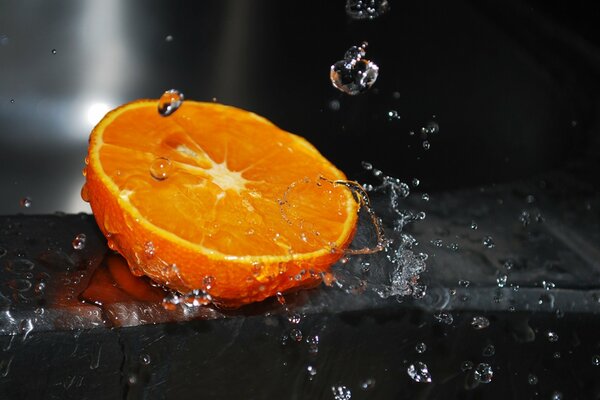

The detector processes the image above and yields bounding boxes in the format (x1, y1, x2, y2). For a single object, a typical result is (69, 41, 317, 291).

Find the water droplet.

(458, 280, 470, 288)
(20, 197, 32, 208)
(202, 275, 215, 290)
(546, 331, 559, 342)
(150, 157, 172, 181)
(551, 391, 563, 400)
(165, 34, 174, 42)
(542, 281, 556, 291)
(528, 374, 538, 385)
(407, 362, 432, 383)
(387, 110, 400, 121)
(526, 195, 536, 204)
(483, 236, 495, 248)
(290, 329, 303, 342)
(421, 121, 439, 135)
(473, 363, 493, 383)
(329, 99, 341, 111)
(9, 99, 15, 104)
(433, 311, 453, 325)
(305, 335, 319, 354)
(345, 0, 390, 19)
(71, 233, 87, 250)
(51, 48, 57, 54)
(553, 352, 561, 359)
(482, 344, 495, 357)
(421, 193, 430, 201)
(461, 361, 473, 371)
(276, 292, 286, 305)
(144, 241, 155, 258)
(422, 141, 431, 150)
(158, 89, 184, 116)
(592, 355, 600, 366)
(470, 221, 478, 230)
(330, 44, 379, 95)
(331, 385, 352, 400)
(471, 316, 490, 329)
(496, 273, 507, 288)
(415, 342, 426, 353)
(288, 313, 301, 324)
(360, 378, 376, 390)
(412, 178, 420, 187)
(431, 239, 443, 247)
(80, 183, 90, 202)
(139, 354, 151, 365)
(307, 365, 317, 377)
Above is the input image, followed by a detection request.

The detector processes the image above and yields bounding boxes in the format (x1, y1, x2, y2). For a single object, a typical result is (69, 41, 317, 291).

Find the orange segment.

(85, 99, 358, 306)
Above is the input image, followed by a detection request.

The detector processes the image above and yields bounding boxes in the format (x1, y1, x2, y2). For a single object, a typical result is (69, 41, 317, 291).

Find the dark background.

(0, 0, 599, 212)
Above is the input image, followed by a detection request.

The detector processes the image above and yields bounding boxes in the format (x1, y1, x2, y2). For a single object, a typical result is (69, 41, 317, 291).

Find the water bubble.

(51, 48, 57, 54)
(592, 355, 600, 366)
(470, 221, 478, 230)
(345, 0, 389, 19)
(421, 193, 430, 201)
(527, 374, 538, 385)
(471, 316, 490, 329)
(330, 44, 379, 95)
(412, 178, 420, 187)
(331, 385, 352, 400)
(307, 365, 317, 377)
(496, 273, 507, 288)
(473, 363, 493, 383)
(415, 342, 426, 353)
(360, 378, 376, 390)
(150, 157, 172, 181)
(71, 233, 87, 250)
(482, 344, 495, 357)
(553, 352, 561, 359)
(483, 236, 495, 248)
(546, 331, 559, 342)
(387, 110, 401, 121)
(158, 89, 184, 116)
(20, 197, 32, 208)
(433, 311, 453, 325)
(431, 239, 443, 247)
(10, 99, 15, 104)
(361, 161, 373, 171)
(407, 362, 432, 383)
(461, 361, 473, 371)
(422, 141, 431, 150)
(458, 280, 470, 288)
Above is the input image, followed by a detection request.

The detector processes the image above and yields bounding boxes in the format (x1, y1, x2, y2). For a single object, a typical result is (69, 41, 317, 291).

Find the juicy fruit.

(84, 99, 358, 306)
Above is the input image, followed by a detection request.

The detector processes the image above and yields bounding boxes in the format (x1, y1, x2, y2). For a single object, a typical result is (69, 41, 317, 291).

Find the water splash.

(331, 385, 352, 400)
(330, 42, 379, 95)
(407, 362, 432, 383)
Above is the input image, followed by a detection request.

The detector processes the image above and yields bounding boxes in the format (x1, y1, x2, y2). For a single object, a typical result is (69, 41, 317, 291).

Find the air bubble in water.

(150, 157, 172, 181)
(473, 363, 493, 383)
(407, 362, 432, 383)
(528, 374, 538, 385)
(415, 342, 426, 353)
(422, 141, 431, 150)
(330, 43, 379, 96)
(158, 89, 184, 116)
(51, 49, 57, 55)
(72, 233, 87, 250)
(20, 197, 32, 208)
(345, 0, 389, 19)
(471, 316, 490, 329)
(331, 385, 352, 400)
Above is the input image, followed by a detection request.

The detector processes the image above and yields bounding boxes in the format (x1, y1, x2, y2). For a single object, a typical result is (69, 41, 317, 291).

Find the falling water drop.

(330, 43, 379, 95)
(407, 362, 432, 383)
(158, 89, 184, 116)
(72, 233, 87, 250)
(20, 197, 32, 208)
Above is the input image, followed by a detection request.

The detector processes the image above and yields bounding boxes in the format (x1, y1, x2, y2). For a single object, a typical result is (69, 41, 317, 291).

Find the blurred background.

(0, 0, 599, 214)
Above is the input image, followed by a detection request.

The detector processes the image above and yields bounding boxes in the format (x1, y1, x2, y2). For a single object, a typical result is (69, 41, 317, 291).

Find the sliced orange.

(84, 99, 358, 306)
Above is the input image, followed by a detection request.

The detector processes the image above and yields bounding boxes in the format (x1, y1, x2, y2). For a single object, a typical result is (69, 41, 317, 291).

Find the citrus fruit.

(83, 99, 358, 306)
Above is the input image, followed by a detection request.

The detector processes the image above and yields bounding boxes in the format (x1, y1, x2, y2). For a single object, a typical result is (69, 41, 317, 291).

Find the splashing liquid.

(345, 0, 390, 19)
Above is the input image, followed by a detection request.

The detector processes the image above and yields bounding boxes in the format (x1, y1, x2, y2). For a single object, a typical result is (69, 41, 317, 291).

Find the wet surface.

(0, 166, 599, 398)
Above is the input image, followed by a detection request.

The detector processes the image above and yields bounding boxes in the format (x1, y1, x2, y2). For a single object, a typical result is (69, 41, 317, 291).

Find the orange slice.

(84, 99, 358, 306)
